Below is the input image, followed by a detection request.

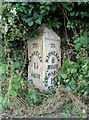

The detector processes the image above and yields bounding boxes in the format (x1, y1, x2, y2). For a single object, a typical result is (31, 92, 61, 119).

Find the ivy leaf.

(12, 62, 19, 69)
(12, 84, 20, 90)
(28, 21, 33, 26)
(60, 73, 67, 79)
(9, 90, 17, 97)
(75, 12, 79, 16)
(65, 86, 71, 92)
(70, 11, 75, 16)
(46, 6, 50, 11)
(40, 9, 45, 14)
(75, 43, 81, 51)
(65, 79, 69, 83)
(84, 89, 89, 95)
(0, 64, 6, 74)
(71, 84, 76, 90)
(32, 93, 37, 102)
(66, 6, 72, 11)
(28, 5, 34, 15)
(12, 74, 21, 83)
(35, 15, 42, 24)
(71, 68, 77, 74)
(21, 3, 27, 6)
(0, 75, 6, 80)
(46, 2, 52, 5)
(33, 12, 39, 20)
(26, 18, 33, 26)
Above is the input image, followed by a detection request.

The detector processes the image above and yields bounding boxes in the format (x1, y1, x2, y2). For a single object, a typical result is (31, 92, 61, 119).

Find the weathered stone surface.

(28, 27, 61, 90)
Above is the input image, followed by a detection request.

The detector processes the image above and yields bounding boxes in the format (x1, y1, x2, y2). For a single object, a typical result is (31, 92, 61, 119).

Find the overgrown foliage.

(0, 2, 89, 118)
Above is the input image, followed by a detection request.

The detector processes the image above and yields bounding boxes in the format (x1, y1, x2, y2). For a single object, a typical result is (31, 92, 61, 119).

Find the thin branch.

(58, 5, 69, 22)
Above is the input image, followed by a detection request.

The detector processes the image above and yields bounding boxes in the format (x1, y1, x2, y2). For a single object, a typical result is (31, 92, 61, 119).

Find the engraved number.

(33, 43, 37, 48)
(33, 62, 38, 69)
(52, 57, 55, 63)
(51, 43, 55, 48)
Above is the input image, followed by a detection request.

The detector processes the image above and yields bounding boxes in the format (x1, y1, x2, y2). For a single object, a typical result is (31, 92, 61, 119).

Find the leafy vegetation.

(0, 2, 89, 118)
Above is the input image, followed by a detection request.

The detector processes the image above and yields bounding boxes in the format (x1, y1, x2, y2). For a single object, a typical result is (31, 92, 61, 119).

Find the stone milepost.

(28, 26, 61, 90)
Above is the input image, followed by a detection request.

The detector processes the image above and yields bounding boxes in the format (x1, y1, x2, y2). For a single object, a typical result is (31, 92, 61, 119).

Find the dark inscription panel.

(44, 41, 61, 90)
(28, 40, 43, 89)
(29, 50, 42, 79)
(45, 70, 58, 90)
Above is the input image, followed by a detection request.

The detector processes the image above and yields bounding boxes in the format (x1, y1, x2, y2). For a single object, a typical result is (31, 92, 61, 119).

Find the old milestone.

(28, 26, 61, 90)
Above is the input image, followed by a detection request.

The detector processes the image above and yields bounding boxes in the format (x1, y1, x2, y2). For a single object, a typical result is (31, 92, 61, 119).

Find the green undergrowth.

(0, 2, 89, 118)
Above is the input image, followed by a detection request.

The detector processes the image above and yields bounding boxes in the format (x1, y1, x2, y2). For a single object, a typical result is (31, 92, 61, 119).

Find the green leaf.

(82, 109, 86, 114)
(32, 93, 37, 102)
(26, 18, 33, 26)
(70, 11, 75, 16)
(80, 36, 85, 45)
(40, 9, 46, 14)
(71, 84, 76, 90)
(40, 6, 45, 9)
(67, 68, 71, 73)
(46, 6, 50, 11)
(28, 21, 33, 26)
(12, 62, 19, 69)
(9, 90, 17, 97)
(0, 64, 6, 74)
(57, 67, 61, 71)
(0, 75, 6, 80)
(45, 2, 52, 5)
(65, 86, 71, 92)
(21, 3, 27, 6)
(65, 79, 69, 83)
(66, 6, 72, 11)
(33, 12, 39, 20)
(13, 75, 21, 83)
(84, 89, 89, 95)
(35, 15, 42, 24)
(69, 78, 76, 90)
(71, 68, 77, 74)
(60, 73, 67, 79)
(28, 5, 34, 14)
(75, 43, 81, 51)
(12, 84, 20, 90)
